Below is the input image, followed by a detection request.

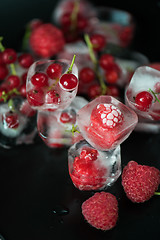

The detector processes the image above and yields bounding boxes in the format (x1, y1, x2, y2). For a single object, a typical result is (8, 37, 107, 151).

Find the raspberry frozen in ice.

(77, 95, 138, 151)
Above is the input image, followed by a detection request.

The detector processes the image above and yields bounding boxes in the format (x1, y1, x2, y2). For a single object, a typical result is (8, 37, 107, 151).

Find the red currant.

(79, 67, 95, 83)
(77, 15, 88, 30)
(90, 34, 106, 52)
(18, 53, 34, 68)
(60, 112, 72, 123)
(27, 88, 44, 106)
(19, 83, 26, 98)
(31, 72, 48, 87)
(21, 72, 28, 84)
(59, 73, 78, 91)
(99, 54, 114, 70)
(46, 63, 62, 79)
(2, 112, 19, 129)
(105, 69, 119, 84)
(135, 91, 153, 111)
(45, 89, 61, 104)
(6, 75, 21, 89)
(88, 83, 101, 99)
(0, 64, 8, 80)
(107, 85, 120, 98)
(2, 48, 17, 64)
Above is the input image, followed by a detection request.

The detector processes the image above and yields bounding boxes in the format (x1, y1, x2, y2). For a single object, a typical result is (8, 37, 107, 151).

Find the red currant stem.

(48, 78, 59, 90)
(70, 0, 79, 31)
(84, 34, 97, 65)
(67, 54, 76, 73)
(148, 88, 160, 104)
(0, 88, 20, 102)
(8, 99, 15, 112)
(0, 36, 5, 52)
(154, 192, 160, 195)
(66, 124, 80, 136)
(10, 63, 17, 75)
(84, 34, 107, 95)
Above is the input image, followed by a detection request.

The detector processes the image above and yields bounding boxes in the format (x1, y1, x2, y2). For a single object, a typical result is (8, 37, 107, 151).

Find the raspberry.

(82, 192, 118, 231)
(122, 161, 160, 203)
(29, 23, 65, 58)
(69, 147, 107, 190)
(91, 103, 123, 129)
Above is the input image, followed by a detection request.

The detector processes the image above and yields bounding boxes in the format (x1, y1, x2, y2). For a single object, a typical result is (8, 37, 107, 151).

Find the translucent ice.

(37, 96, 88, 148)
(68, 140, 121, 191)
(125, 66, 160, 121)
(77, 95, 138, 151)
(26, 59, 78, 111)
(0, 97, 37, 148)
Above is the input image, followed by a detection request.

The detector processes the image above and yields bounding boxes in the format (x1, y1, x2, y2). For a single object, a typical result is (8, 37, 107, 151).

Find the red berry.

(60, 12, 72, 28)
(21, 72, 28, 84)
(90, 34, 106, 52)
(70, 147, 107, 190)
(18, 53, 34, 68)
(77, 15, 88, 30)
(19, 83, 26, 97)
(82, 192, 118, 230)
(2, 48, 17, 64)
(0, 64, 8, 80)
(119, 26, 133, 47)
(59, 73, 78, 91)
(88, 83, 101, 99)
(46, 63, 62, 79)
(107, 85, 120, 98)
(105, 69, 119, 84)
(27, 88, 44, 106)
(79, 67, 95, 83)
(122, 161, 160, 203)
(99, 54, 114, 70)
(91, 103, 123, 129)
(45, 89, 61, 104)
(2, 112, 19, 129)
(30, 23, 65, 58)
(6, 75, 21, 89)
(135, 91, 153, 111)
(31, 72, 48, 87)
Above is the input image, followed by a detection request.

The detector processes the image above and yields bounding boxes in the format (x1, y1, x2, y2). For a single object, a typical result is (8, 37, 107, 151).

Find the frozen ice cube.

(77, 95, 138, 151)
(26, 59, 78, 111)
(37, 96, 88, 148)
(0, 97, 37, 148)
(68, 140, 121, 191)
(125, 66, 160, 121)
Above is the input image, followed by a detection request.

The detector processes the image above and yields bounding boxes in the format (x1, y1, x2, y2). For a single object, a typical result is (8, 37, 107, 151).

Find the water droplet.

(52, 205, 69, 216)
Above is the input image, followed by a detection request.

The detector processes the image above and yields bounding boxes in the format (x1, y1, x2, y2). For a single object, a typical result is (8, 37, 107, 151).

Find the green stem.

(10, 63, 17, 75)
(84, 34, 107, 95)
(0, 88, 20, 102)
(67, 54, 76, 73)
(0, 36, 5, 52)
(148, 88, 160, 104)
(70, 1, 79, 31)
(154, 192, 160, 196)
(84, 34, 97, 65)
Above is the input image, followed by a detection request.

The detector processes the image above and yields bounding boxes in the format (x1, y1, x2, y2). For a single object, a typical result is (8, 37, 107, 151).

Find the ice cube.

(125, 66, 160, 120)
(26, 59, 78, 111)
(0, 97, 37, 148)
(68, 140, 121, 191)
(37, 96, 88, 148)
(77, 95, 138, 151)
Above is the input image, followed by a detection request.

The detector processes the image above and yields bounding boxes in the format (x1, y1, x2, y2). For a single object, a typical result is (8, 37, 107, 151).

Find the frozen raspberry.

(91, 103, 123, 129)
(82, 192, 118, 230)
(29, 23, 65, 58)
(69, 147, 107, 190)
(122, 161, 160, 203)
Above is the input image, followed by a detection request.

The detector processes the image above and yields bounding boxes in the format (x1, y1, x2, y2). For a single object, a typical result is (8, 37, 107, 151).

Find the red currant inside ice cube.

(59, 73, 78, 91)
(46, 63, 62, 79)
(135, 91, 153, 112)
(2, 112, 19, 129)
(31, 72, 48, 87)
(27, 88, 44, 106)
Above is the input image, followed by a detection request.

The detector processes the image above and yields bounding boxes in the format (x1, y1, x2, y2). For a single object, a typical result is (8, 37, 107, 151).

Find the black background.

(1, 1, 160, 240)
